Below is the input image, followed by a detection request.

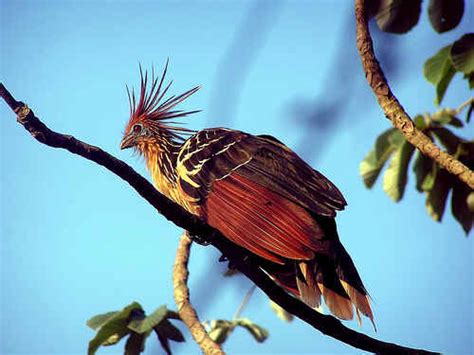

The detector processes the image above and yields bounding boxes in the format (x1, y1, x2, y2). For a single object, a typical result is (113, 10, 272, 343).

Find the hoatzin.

(120, 65, 374, 327)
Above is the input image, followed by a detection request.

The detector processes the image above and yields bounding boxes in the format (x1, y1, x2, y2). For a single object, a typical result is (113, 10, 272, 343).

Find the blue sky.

(1, 1, 472, 354)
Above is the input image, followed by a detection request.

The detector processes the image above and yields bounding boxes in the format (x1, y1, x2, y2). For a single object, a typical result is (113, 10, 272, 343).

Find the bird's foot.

(187, 233, 211, 246)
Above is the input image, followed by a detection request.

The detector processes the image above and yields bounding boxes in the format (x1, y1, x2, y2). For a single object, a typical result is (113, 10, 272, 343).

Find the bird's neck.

(140, 138, 181, 197)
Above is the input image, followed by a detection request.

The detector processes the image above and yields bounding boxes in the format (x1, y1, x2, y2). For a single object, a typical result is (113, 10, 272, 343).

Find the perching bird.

(120, 64, 374, 327)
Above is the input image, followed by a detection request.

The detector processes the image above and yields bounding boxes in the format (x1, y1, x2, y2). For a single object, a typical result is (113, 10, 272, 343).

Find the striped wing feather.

(176, 129, 346, 218)
(239, 134, 347, 217)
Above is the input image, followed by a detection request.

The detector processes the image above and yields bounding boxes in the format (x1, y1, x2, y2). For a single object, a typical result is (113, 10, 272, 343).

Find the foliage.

(428, 0, 465, 34)
(361, 1, 473, 235)
(204, 318, 268, 345)
(360, 107, 474, 234)
(269, 300, 294, 322)
(368, 0, 465, 34)
(87, 303, 184, 355)
(424, 34, 474, 105)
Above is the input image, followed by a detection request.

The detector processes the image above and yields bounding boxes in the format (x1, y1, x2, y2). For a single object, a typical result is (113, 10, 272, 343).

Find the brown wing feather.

(241, 134, 347, 217)
(205, 173, 330, 264)
(177, 129, 346, 219)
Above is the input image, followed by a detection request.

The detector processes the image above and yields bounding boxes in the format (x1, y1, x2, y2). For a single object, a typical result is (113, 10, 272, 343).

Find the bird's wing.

(175, 129, 346, 263)
(238, 134, 347, 217)
(176, 129, 346, 216)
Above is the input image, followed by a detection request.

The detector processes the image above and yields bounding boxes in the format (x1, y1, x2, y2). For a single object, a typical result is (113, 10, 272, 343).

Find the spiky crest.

(125, 61, 201, 141)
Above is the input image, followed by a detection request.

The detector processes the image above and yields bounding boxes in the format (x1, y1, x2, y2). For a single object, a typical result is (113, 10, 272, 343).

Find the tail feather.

(296, 261, 321, 308)
(340, 280, 376, 330)
(262, 242, 375, 329)
(318, 282, 353, 320)
(312, 255, 355, 321)
(335, 243, 376, 329)
(294, 248, 375, 328)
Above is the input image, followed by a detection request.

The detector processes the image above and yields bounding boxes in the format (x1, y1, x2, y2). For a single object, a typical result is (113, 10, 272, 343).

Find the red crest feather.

(125, 61, 200, 139)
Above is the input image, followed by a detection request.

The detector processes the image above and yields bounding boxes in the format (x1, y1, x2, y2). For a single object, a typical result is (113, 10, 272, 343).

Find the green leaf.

(383, 140, 415, 201)
(88, 302, 142, 355)
(428, 0, 464, 33)
(466, 100, 473, 122)
(424, 46, 451, 84)
(468, 192, 474, 213)
(437, 66, 456, 106)
(155, 319, 185, 343)
(206, 318, 268, 345)
(431, 108, 463, 127)
(451, 33, 474, 74)
(425, 169, 452, 222)
(423, 45, 456, 105)
(207, 320, 234, 345)
(269, 301, 294, 322)
(372, 0, 422, 33)
(448, 116, 464, 128)
(452, 185, 474, 235)
(432, 127, 463, 154)
(165, 310, 180, 320)
(413, 114, 428, 130)
(234, 318, 269, 343)
(466, 73, 474, 90)
(87, 312, 119, 330)
(421, 164, 437, 192)
(360, 129, 402, 188)
(360, 151, 380, 188)
(124, 332, 150, 355)
(385, 128, 405, 148)
(433, 113, 451, 125)
(155, 331, 172, 355)
(128, 305, 168, 334)
(413, 152, 433, 192)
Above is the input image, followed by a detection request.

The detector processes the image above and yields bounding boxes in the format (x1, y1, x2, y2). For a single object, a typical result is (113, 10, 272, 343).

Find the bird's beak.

(120, 133, 135, 150)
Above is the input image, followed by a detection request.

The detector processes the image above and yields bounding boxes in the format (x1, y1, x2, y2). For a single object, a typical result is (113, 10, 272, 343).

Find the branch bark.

(355, 0, 474, 190)
(0, 83, 438, 354)
(173, 232, 225, 354)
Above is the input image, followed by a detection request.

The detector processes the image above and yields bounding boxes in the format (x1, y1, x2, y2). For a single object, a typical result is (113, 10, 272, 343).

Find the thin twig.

(0, 83, 438, 354)
(233, 285, 257, 320)
(355, 0, 474, 189)
(173, 232, 225, 355)
(454, 96, 473, 115)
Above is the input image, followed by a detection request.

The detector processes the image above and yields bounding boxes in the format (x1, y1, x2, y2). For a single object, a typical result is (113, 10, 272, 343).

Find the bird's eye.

(132, 124, 142, 134)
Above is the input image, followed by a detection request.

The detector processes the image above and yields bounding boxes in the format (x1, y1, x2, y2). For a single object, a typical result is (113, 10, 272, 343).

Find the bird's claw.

(187, 233, 211, 246)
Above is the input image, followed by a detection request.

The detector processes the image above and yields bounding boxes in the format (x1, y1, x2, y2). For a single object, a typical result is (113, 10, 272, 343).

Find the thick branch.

(173, 232, 225, 355)
(0, 83, 438, 354)
(355, 0, 474, 190)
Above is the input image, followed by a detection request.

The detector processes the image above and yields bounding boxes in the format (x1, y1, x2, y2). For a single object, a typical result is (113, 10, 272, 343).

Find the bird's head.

(120, 62, 200, 153)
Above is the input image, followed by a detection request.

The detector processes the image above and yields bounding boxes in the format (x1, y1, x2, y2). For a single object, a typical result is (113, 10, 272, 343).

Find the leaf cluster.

(87, 303, 184, 355)
(360, 109, 473, 234)
(361, 3, 473, 235)
(204, 318, 268, 345)
(424, 34, 474, 106)
(368, 0, 465, 34)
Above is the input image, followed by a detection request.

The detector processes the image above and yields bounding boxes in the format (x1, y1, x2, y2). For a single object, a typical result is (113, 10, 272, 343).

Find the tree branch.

(0, 82, 438, 354)
(354, 0, 474, 190)
(173, 232, 225, 355)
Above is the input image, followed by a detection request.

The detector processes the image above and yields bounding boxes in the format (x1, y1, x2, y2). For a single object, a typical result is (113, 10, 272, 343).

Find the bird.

(120, 63, 375, 327)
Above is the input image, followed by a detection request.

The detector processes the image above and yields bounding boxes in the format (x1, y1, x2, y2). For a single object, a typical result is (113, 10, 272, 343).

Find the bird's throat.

(140, 141, 180, 202)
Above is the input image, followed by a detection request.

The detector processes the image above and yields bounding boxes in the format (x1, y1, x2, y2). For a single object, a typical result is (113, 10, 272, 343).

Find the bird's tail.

(267, 243, 375, 329)
(295, 244, 375, 329)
